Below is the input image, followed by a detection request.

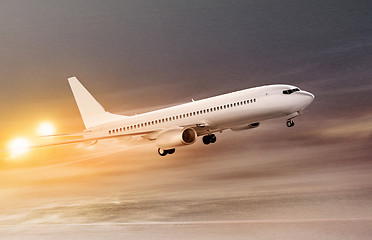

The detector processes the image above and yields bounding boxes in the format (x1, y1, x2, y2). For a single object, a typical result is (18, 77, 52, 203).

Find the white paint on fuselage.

(86, 84, 314, 140)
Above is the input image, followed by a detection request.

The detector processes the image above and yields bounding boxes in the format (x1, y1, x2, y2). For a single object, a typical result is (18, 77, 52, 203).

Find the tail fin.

(68, 77, 127, 129)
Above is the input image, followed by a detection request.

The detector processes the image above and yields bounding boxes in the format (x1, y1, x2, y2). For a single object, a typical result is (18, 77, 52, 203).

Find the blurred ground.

(1, 219, 372, 240)
(1, 118, 372, 239)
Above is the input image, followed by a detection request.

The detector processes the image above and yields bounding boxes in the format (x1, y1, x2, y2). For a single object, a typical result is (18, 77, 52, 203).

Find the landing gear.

(158, 148, 175, 156)
(167, 148, 175, 154)
(202, 135, 210, 145)
(203, 134, 217, 145)
(210, 134, 216, 143)
(158, 148, 167, 156)
(286, 119, 295, 128)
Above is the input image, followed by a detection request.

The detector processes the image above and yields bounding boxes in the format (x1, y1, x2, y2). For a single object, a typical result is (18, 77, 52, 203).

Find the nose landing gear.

(203, 134, 217, 145)
(286, 120, 295, 128)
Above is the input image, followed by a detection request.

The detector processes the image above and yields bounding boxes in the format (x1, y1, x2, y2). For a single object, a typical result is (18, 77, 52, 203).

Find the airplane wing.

(31, 122, 214, 149)
(39, 131, 90, 138)
(32, 130, 158, 148)
(2, 122, 213, 153)
(1, 130, 158, 153)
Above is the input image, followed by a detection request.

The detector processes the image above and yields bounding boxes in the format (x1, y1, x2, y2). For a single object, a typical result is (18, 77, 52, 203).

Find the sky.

(1, 0, 372, 239)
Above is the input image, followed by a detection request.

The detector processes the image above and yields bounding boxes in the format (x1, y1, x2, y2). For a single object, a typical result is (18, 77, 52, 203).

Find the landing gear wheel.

(286, 120, 295, 128)
(158, 148, 167, 156)
(203, 135, 211, 145)
(203, 134, 217, 145)
(210, 134, 217, 143)
(167, 148, 175, 155)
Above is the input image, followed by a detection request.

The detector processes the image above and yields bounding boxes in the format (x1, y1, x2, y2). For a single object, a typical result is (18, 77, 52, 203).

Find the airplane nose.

(304, 91, 314, 99)
(299, 90, 315, 108)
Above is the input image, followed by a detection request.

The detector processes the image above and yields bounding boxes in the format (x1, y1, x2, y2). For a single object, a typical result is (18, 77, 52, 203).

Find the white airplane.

(30, 77, 314, 156)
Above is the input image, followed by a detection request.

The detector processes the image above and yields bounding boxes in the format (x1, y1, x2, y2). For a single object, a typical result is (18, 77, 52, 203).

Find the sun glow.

(8, 137, 31, 158)
(37, 122, 55, 136)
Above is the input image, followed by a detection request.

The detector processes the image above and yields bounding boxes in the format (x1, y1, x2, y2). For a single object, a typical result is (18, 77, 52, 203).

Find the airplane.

(20, 77, 315, 156)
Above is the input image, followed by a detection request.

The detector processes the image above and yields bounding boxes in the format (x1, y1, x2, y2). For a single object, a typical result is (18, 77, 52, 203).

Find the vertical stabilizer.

(68, 77, 126, 129)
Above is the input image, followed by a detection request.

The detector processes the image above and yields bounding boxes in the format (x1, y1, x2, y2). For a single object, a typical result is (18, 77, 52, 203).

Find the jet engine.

(231, 122, 260, 131)
(156, 128, 197, 150)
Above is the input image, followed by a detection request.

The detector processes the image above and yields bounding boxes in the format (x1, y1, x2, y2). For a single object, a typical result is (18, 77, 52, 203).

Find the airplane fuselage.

(87, 84, 314, 153)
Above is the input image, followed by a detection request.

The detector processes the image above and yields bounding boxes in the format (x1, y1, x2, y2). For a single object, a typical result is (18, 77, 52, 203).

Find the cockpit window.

(283, 88, 300, 95)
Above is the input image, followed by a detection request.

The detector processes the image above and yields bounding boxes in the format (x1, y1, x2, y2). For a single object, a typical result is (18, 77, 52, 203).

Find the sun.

(37, 122, 55, 136)
(8, 137, 31, 158)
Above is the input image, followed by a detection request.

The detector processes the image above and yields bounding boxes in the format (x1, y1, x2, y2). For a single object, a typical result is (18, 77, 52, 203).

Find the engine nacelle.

(156, 128, 197, 150)
(231, 122, 260, 131)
